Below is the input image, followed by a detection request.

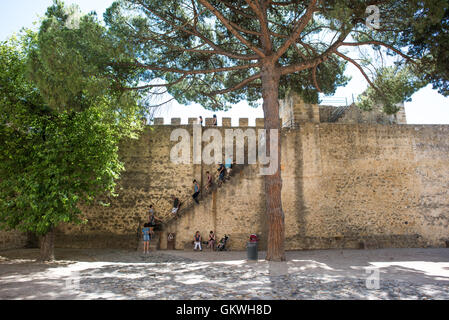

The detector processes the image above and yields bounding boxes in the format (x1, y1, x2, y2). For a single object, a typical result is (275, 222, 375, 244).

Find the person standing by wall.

(192, 180, 200, 204)
(142, 223, 151, 254)
(225, 157, 233, 179)
(205, 171, 213, 193)
(148, 205, 155, 221)
(194, 231, 202, 251)
(212, 114, 217, 126)
(207, 231, 216, 251)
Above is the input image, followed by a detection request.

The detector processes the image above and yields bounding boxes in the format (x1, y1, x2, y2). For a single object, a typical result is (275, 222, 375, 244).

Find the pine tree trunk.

(39, 228, 55, 262)
(261, 63, 286, 262)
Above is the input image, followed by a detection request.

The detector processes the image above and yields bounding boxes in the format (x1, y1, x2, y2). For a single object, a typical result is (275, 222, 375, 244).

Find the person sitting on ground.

(205, 171, 213, 192)
(171, 195, 182, 216)
(217, 163, 225, 186)
(193, 231, 202, 251)
(192, 180, 200, 204)
(207, 231, 216, 251)
(142, 223, 151, 254)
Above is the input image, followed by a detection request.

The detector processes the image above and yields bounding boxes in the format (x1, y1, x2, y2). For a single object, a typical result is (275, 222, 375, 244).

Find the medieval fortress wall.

(159, 122, 449, 251)
(1, 96, 448, 251)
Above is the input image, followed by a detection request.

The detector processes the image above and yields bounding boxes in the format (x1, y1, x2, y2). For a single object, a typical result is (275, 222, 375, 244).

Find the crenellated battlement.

(150, 92, 408, 128)
(151, 117, 268, 127)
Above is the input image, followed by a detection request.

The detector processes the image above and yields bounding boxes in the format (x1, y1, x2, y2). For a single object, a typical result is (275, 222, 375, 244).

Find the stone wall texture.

(280, 123, 448, 250)
(48, 122, 449, 252)
(335, 104, 407, 125)
(54, 125, 199, 249)
(0, 230, 27, 250)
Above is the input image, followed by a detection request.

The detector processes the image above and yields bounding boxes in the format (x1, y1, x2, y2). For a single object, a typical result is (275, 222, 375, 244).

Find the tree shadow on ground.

(1, 248, 449, 300)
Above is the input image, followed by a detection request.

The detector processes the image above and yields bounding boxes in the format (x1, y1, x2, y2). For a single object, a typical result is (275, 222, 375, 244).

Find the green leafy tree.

(28, 1, 140, 113)
(357, 65, 427, 114)
(0, 4, 144, 261)
(99, 0, 447, 261)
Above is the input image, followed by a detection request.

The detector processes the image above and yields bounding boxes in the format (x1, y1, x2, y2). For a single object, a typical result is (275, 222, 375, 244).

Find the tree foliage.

(357, 65, 427, 114)
(104, 0, 356, 108)
(28, 1, 140, 113)
(101, 0, 449, 112)
(0, 3, 144, 240)
(394, 0, 449, 96)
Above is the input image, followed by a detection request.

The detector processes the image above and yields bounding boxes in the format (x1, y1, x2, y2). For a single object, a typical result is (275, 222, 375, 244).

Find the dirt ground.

(1, 248, 448, 300)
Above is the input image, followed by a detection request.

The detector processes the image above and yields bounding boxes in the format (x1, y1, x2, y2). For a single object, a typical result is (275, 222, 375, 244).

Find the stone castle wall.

(160, 123, 449, 251)
(0, 230, 27, 251)
(282, 124, 448, 250)
(51, 119, 449, 251)
(2, 118, 448, 251)
(280, 93, 408, 125)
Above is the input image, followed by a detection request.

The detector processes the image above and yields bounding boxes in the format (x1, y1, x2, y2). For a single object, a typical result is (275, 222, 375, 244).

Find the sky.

(1, 0, 448, 125)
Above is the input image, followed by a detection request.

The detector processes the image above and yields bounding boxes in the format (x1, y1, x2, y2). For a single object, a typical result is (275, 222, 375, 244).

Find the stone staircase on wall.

(136, 163, 248, 251)
(162, 163, 246, 227)
(162, 161, 260, 251)
(134, 163, 247, 251)
(328, 104, 352, 123)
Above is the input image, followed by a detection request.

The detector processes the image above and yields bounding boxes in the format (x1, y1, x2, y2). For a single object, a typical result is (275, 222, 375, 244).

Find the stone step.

(162, 164, 245, 226)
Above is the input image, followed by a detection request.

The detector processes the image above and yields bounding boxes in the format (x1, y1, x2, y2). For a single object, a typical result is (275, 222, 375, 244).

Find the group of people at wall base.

(193, 230, 217, 251)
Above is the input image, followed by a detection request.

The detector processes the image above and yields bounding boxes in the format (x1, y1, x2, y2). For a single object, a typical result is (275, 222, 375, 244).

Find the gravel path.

(0, 248, 448, 300)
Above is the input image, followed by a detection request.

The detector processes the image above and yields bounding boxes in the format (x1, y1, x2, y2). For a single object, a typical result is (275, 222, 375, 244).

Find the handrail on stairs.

(135, 163, 246, 243)
(161, 163, 245, 226)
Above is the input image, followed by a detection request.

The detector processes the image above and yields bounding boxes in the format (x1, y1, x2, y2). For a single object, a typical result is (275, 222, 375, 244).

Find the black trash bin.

(247, 234, 259, 261)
